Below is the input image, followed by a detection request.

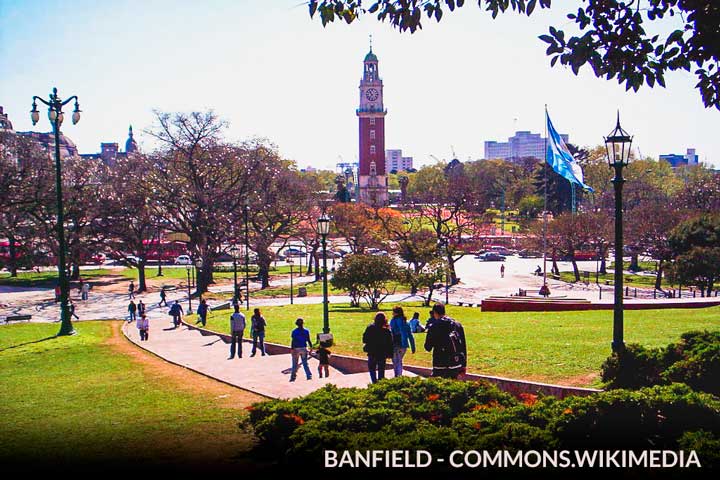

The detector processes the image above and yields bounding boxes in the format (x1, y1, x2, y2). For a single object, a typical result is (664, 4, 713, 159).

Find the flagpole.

(543, 105, 548, 290)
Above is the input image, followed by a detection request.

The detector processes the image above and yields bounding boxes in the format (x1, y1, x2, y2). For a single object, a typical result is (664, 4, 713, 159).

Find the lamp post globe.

(604, 112, 633, 353)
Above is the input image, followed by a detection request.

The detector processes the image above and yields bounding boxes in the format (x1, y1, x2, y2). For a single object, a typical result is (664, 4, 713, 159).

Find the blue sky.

(1, 0, 718, 169)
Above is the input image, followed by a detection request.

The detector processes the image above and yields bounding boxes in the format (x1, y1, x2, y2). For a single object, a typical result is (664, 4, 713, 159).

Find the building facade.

(385, 149, 413, 173)
(357, 46, 389, 206)
(659, 148, 699, 168)
(80, 125, 138, 166)
(484, 130, 569, 161)
(0, 105, 79, 157)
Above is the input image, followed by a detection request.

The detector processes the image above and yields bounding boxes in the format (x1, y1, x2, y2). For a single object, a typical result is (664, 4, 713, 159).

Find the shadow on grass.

(0, 335, 58, 353)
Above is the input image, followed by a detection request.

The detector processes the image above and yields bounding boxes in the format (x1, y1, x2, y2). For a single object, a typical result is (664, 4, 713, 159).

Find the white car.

(175, 255, 192, 265)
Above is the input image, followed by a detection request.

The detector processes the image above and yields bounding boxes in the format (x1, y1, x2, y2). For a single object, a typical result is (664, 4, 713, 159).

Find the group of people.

(362, 303, 466, 383)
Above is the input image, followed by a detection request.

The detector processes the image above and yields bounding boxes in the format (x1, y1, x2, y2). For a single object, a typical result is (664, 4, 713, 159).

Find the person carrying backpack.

(424, 303, 467, 379)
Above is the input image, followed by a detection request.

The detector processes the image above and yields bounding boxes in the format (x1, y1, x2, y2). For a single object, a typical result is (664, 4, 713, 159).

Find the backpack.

(446, 320, 466, 367)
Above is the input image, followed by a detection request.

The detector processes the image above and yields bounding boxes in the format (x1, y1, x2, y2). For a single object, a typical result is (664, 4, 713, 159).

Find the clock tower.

(357, 43, 388, 206)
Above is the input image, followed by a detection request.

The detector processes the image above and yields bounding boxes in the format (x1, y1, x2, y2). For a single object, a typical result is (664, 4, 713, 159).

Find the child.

(137, 313, 149, 341)
(317, 344, 331, 378)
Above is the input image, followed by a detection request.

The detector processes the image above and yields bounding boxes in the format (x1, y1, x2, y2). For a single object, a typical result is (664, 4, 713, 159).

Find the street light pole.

(186, 265, 193, 314)
(604, 112, 633, 353)
(230, 245, 239, 305)
(287, 258, 294, 305)
(318, 215, 331, 334)
(30, 88, 81, 336)
(243, 198, 250, 311)
(156, 226, 163, 277)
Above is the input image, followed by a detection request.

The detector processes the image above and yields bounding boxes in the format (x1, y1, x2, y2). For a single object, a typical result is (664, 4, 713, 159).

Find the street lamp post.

(317, 215, 331, 334)
(30, 88, 81, 336)
(186, 264, 193, 314)
(604, 112, 633, 353)
(156, 226, 164, 277)
(287, 257, 295, 305)
(243, 197, 250, 311)
(230, 245, 239, 305)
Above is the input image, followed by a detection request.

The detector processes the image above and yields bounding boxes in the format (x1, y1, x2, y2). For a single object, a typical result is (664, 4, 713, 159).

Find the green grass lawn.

(559, 271, 662, 289)
(249, 279, 410, 298)
(198, 303, 720, 387)
(0, 269, 117, 287)
(0, 321, 258, 471)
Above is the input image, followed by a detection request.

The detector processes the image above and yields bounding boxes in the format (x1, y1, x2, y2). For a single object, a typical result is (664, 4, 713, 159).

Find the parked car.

(488, 245, 513, 256)
(175, 255, 192, 265)
(367, 248, 389, 256)
(90, 253, 107, 265)
(282, 248, 306, 257)
(518, 249, 543, 258)
(477, 252, 506, 262)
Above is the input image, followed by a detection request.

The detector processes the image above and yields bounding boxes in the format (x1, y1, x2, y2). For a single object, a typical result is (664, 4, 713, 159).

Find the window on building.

(370, 145, 376, 155)
(369, 118, 375, 126)
(370, 130, 376, 140)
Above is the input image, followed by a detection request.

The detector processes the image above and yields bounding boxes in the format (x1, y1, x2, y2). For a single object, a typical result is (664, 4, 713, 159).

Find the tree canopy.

(309, 0, 720, 110)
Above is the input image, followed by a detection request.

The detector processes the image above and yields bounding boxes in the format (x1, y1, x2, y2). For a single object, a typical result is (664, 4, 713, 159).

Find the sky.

(1, 0, 718, 170)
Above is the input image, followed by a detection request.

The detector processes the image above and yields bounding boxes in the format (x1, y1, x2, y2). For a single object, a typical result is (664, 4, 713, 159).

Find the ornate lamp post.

(186, 264, 193, 314)
(243, 197, 250, 311)
(287, 257, 295, 305)
(30, 88, 81, 336)
(317, 214, 331, 335)
(604, 112, 633, 353)
(156, 224, 164, 277)
(229, 245, 240, 305)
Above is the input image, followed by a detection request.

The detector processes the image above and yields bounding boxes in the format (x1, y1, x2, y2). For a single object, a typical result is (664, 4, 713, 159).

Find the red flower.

(428, 413, 442, 423)
(562, 408, 573, 415)
(427, 394, 440, 401)
(283, 413, 305, 425)
(244, 406, 255, 412)
(519, 393, 538, 406)
(473, 422, 482, 430)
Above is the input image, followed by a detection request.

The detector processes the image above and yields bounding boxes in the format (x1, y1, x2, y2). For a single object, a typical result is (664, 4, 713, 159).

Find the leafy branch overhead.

(308, 0, 720, 110)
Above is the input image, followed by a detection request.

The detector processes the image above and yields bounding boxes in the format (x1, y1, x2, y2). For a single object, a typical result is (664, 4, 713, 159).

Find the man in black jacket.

(424, 303, 467, 379)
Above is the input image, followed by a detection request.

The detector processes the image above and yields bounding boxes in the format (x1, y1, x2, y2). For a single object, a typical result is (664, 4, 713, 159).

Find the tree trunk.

(571, 257, 580, 282)
(195, 255, 216, 295)
(600, 256, 607, 274)
(655, 261, 663, 291)
(7, 235, 17, 277)
(70, 263, 80, 281)
(447, 253, 458, 285)
(137, 261, 147, 292)
(629, 253, 640, 271)
(257, 250, 272, 289)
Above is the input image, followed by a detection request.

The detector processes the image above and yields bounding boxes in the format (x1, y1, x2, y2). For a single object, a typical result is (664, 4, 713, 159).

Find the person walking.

(137, 313, 149, 341)
(68, 301, 79, 320)
(127, 300, 137, 323)
(81, 281, 90, 301)
(128, 281, 135, 299)
(159, 287, 167, 306)
(289, 318, 313, 382)
(169, 300, 184, 328)
(500, 264, 505, 278)
(389, 306, 416, 378)
(229, 305, 246, 359)
(362, 312, 393, 384)
(250, 308, 267, 357)
(316, 344, 331, 378)
(196, 299, 208, 327)
(408, 312, 425, 333)
(137, 300, 146, 318)
(424, 303, 467, 379)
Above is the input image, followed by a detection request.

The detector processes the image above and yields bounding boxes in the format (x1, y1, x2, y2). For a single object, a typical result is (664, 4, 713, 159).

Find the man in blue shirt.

(290, 318, 313, 381)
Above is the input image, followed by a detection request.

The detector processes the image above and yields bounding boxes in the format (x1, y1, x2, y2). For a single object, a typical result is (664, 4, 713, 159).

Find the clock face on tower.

(365, 88, 379, 101)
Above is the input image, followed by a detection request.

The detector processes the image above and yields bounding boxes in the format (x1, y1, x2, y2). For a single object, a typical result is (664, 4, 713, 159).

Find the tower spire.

(369, 34, 372, 53)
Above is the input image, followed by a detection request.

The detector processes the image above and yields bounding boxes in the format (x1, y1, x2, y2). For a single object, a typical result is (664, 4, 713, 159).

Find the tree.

(145, 111, 256, 295)
(309, 0, 720, 109)
(400, 258, 447, 306)
(668, 214, 720, 296)
(95, 154, 157, 292)
(330, 254, 402, 309)
(330, 202, 384, 254)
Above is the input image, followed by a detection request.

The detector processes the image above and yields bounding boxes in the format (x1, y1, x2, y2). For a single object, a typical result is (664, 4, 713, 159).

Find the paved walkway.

(122, 313, 413, 399)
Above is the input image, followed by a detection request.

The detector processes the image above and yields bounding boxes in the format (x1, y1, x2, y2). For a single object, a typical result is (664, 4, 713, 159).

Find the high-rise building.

(357, 45, 388, 206)
(484, 130, 569, 161)
(385, 149, 413, 173)
(659, 148, 699, 168)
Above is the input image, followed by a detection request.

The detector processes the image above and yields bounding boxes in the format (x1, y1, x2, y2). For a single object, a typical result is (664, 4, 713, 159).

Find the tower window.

(370, 130, 376, 140)
(369, 118, 375, 126)
(370, 145, 376, 155)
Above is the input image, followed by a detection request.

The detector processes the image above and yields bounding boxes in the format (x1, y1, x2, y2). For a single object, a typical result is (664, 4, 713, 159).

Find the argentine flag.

(546, 111, 594, 192)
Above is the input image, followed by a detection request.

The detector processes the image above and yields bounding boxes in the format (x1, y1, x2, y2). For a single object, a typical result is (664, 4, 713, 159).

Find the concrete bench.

(210, 301, 232, 311)
(4, 314, 32, 322)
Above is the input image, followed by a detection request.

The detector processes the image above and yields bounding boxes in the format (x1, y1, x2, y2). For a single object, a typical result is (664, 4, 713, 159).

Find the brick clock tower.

(357, 45, 388, 206)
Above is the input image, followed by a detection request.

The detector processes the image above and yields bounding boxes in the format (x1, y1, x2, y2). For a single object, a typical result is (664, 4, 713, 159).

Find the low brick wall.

(482, 297, 720, 312)
(182, 320, 601, 399)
